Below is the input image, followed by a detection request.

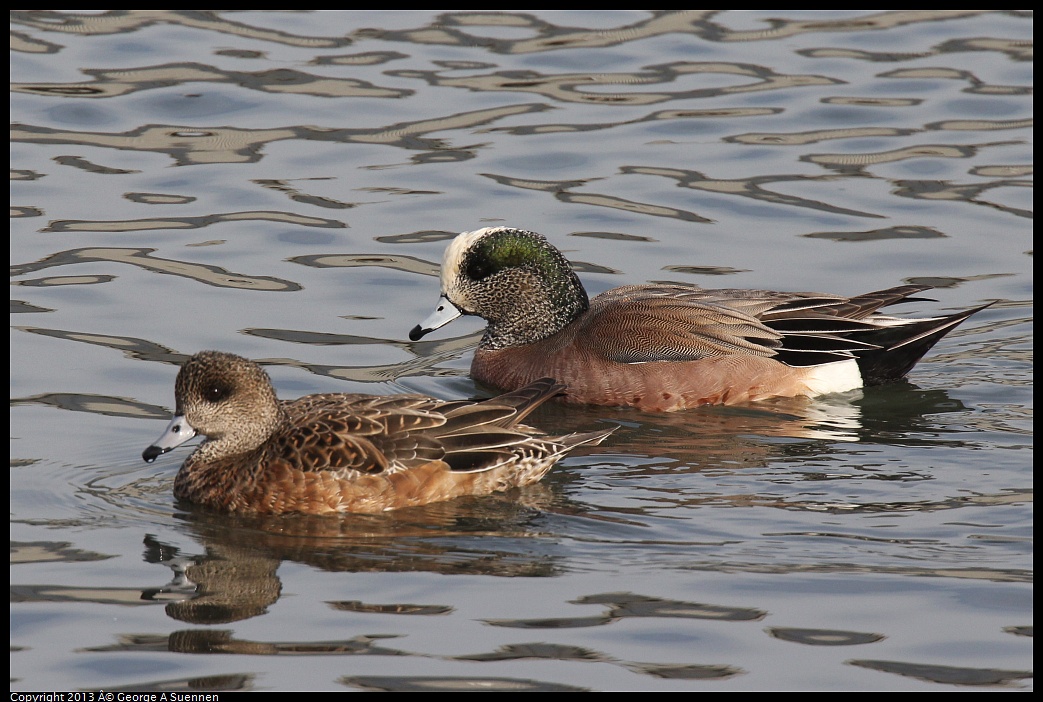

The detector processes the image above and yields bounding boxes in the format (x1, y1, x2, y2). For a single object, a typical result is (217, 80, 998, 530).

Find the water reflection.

(12, 104, 552, 166)
(12, 10, 1024, 55)
(847, 659, 1032, 687)
(72, 528, 756, 689)
(12, 246, 302, 290)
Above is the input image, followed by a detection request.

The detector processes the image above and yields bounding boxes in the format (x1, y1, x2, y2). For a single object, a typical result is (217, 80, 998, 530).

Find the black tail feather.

(853, 303, 993, 384)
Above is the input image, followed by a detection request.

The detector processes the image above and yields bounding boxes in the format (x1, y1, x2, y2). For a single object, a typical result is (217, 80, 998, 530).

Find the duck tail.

(555, 427, 617, 451)
(491, 377, 567, 425)
(854, 302, 993, 384)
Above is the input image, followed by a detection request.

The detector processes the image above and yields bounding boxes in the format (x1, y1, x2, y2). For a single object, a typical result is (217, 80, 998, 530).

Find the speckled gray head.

(409, 227, 588, 348)
(410, 228, 491, 341)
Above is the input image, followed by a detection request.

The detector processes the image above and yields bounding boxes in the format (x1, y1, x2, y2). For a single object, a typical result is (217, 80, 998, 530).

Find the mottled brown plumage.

(142, 351, 614, 514)
(409, 227, 992, 411)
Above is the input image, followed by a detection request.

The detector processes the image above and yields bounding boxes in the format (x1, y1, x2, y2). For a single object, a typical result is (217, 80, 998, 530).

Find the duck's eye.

(204, 383, 232, 403)
(465, 257, 495, 281)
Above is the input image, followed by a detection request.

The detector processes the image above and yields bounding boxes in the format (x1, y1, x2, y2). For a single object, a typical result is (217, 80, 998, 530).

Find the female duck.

(143, 351, 613, 514)
(410, 227, 991, 411)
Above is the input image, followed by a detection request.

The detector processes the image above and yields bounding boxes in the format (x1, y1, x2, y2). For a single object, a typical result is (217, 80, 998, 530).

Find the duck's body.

(143, 351, 613, 514)
(409, 227, 991, 412)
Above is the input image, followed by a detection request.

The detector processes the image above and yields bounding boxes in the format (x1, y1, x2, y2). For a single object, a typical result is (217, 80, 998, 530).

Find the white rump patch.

(802, 359, 863, 396)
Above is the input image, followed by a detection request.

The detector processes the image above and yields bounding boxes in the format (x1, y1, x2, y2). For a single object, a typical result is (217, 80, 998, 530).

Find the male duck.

(409, 227, 991, 411)
(143, 351, 614, 514)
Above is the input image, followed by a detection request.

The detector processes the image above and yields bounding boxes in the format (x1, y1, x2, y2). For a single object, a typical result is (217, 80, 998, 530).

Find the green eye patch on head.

(465, 228, 564, 282)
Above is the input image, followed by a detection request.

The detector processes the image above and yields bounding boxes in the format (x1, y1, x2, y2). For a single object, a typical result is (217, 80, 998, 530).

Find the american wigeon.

(142, 351, 614, 514)
(409, 227, 992, 411)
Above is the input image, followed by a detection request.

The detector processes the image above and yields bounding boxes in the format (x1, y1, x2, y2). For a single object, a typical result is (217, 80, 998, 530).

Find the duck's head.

(143, 351, 281, 462)
(409, 227, 589, 348)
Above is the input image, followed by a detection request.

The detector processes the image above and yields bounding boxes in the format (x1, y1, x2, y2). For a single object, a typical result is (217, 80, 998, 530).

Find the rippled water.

(10, 10, 1032, 692)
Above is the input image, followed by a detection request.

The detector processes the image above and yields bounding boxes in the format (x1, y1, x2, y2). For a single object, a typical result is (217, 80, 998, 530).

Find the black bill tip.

(142, 445, 167, 463)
